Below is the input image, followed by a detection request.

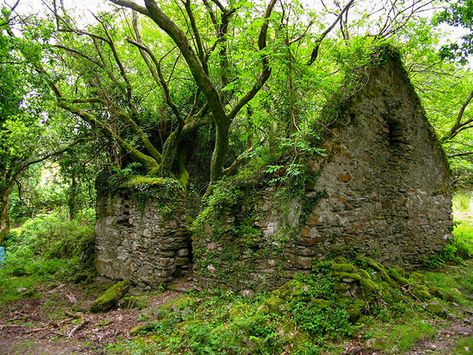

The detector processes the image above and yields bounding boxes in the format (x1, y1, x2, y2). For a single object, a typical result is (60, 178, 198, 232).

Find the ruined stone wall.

(193, 52, 452, 291)
(95, 181, 191, 287)
(291, 57, 451, 269)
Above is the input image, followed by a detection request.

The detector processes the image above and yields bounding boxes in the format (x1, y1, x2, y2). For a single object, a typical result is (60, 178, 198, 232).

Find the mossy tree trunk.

(210, 118, 231, 182)
(0, 187, 11, 244)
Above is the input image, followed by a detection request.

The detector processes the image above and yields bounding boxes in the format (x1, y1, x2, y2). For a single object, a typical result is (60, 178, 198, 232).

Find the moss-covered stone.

(275, 279, 308, 300)
(388, 267, 410, 286)
(332, 263, 356, 273)
(346, 299, 365, 322)
(424, 300, 447, 317)
(412, 285, 432, 301)
(90, 280, 130, 313)
(360, 278, 380, 295)
(260, 295, 284, 313)
(356, 269, 371, 280)
(333, 271, 363, 282)
(118, 295, 147, 310)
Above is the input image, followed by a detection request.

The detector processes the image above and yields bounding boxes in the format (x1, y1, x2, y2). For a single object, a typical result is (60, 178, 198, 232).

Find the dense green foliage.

(436, 0, 473, 64)
(0, 0, 472, 224)
(0, 208, 95, 305)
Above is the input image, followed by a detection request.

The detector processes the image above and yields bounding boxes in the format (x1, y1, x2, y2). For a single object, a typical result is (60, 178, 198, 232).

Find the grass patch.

(455, 337, 473, 354)
(0, 209, 95, 306)
(452, 219, 473, 257)
(368, 316, 436, 353)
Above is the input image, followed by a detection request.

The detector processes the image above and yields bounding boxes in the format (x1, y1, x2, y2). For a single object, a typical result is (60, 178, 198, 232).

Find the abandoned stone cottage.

(95, 48, 452, 290)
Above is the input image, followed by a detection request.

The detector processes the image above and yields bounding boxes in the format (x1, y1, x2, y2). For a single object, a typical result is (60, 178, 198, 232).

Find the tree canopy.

(1, 0, 473, 237)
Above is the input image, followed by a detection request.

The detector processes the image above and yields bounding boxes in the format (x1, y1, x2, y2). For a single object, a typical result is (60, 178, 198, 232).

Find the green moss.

(258, 295, 284, 314)
(90, 280, 130, 313)
(360, 278, 380, 295)
(356, 257, 397, 288)
(357, 269, 372, 280)
(275, 279, 307, 300)
(118, 295, 147, 310)
(411, 285, 432, 301)
(120, 176, 170, 188)
(346, 299, 365, 322)
(332, 263, 356, 273)
(424, 300, 447, 317)
(333, 271, 363, 282)
(388, 267, 410, 286)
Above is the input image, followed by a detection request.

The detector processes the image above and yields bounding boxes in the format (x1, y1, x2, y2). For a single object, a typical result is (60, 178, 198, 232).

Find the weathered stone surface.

(95, 182, 191, 287)
(193, 49, 452, 291)
(90, 280, 130, 313)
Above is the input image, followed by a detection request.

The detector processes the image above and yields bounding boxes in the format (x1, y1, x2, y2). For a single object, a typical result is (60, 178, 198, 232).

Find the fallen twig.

(25, 327, 49, 334)
(68, 320, 88, 338)
(0, 324, 25, 329)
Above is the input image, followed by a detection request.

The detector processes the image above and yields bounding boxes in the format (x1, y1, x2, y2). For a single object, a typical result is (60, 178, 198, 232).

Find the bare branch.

(93, 13, 133, 103)
(109, 0, 149, 15)
(228, 0, 278, 121)
(443, 90, 473, 141)
(183, 0, 207, 73)
(308, 0, 355, 66)
(127, 13, 182, 124)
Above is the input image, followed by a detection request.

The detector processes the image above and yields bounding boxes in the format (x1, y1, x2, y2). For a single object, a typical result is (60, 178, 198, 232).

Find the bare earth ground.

(0, 279, 191, 354)
(1, 277, 472, 354)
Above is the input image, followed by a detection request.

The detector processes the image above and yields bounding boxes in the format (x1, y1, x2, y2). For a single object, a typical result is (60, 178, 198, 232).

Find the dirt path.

(0, 280, 189, 354)
(408, 315, 473, 354)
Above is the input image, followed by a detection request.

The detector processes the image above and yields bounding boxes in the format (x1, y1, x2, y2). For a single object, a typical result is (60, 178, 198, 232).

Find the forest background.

(1, 0, 473, 353)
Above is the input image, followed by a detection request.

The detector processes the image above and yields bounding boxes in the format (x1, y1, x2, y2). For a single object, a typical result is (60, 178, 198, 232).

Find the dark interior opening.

(386, 118, 405, 145)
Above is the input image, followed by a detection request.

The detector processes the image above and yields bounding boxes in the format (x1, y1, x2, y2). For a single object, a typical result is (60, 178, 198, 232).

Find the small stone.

(207, 242, 220, 250)
(207, 264, 216, 274)
(175, 257, 189, 266)
(267, 259, 276, 267)
(295, 256, 312, 269)
(447, 313, 457, 321)
(239, 289, 255, 298)
(300, 226, 310, 237)
(177, 249, 189, 257)
(159, 258, 174, 267)
(454, 326, 472, 336)
(339, 173, 352, 183)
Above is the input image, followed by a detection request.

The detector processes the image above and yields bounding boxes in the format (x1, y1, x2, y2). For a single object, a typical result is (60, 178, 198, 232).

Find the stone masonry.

(95, 185, 191, 287)
(193, 48, 452, 291)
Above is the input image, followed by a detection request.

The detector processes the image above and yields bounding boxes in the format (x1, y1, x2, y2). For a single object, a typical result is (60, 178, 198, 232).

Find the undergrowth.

(423, 219, 473, 269)
(0, 208, 95, 305)
(107, 255, 460, 354)
(107, 218, 473, 354)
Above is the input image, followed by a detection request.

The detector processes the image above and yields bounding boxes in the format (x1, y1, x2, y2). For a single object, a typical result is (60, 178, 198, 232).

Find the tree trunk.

(0, 188, 11, 244)
(210, 120, 231, 182)
(160, 126, 182, 177)
(68, 174, 77, 221)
